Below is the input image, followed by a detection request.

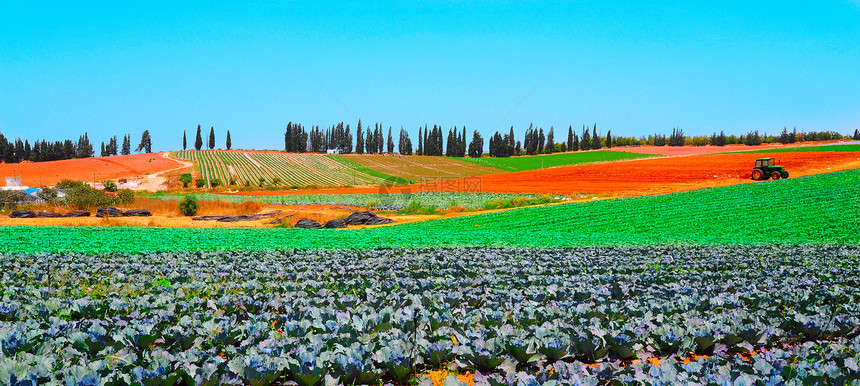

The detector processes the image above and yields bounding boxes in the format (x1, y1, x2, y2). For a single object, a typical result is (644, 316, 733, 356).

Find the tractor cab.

(751, 158, 789, 181)
(754, 158, 771, 168)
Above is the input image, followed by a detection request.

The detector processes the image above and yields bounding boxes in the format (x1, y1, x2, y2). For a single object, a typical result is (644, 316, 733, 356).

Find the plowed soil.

(0, 153, 184, 187)
(466, 151, 860, 196)
(610, 140, 846, 156)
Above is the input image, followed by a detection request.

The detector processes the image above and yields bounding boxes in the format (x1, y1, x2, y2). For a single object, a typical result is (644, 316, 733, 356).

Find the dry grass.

(8, 197, 265, 218)
(0, 202, 358, 228)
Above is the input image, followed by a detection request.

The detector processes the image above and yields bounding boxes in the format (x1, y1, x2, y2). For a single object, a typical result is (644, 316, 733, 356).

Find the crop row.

(173, 151, 388, 187)
(1, 246, 859, 384)
(152, 192, 553, 210)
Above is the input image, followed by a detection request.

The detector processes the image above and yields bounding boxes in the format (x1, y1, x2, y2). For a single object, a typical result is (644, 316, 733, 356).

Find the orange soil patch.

(428, 151, 860, 196)
(422, 370, 476, 386)
(610, 140, 847, 156)
(0, 153, 184, 187)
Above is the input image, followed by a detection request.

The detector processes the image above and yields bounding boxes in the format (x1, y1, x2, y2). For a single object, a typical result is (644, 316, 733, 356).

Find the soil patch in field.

(463, 151, 860, 196)
(0, 153, 185, 188)
(609, 140, 848, 156)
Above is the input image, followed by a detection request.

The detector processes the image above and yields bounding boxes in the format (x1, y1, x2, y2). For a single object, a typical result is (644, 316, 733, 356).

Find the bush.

(67, 185, 116, 209)
(56, 180, 87, 190)
(178, 196, 199, 216)
(179, 173, 193, 188)
(116, 189, 134, 204)
(272, 177, 282, 186)
(398, 201, 439, 215)
(103, 180, 118, 192)
(210, 179, 222, 188)
(195, 178, 205, 188)
(0, 190, 25, 210)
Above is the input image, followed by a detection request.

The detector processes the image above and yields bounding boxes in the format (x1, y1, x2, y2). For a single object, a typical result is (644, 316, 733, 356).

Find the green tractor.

(751, 158, 789, 180)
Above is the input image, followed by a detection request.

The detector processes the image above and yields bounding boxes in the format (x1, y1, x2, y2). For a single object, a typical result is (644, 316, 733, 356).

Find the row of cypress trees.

(184, 125, 231, 151)
(0, 130, 152, 164)
(181, 121, 860, 157)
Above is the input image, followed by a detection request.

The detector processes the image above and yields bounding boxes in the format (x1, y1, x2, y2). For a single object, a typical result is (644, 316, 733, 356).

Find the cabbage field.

(1, 246, 859, 385)
(1, 169, 858, 384)
(150, 192, 554, 211)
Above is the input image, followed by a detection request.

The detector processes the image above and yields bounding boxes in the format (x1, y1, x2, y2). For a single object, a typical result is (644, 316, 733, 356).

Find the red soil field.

(0, 153, 185, 187)
(610, 140, 847, 156)
(467, 151, 860, 196)
(227, 151, 860, 198)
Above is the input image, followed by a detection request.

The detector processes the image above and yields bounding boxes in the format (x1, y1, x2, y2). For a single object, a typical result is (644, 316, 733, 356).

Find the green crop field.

(174, 150, 395, 187)
(457, 150, 655, 172)
(3, 168, 856, 253)
(729, 144, 860, 154)
(150, 191, 555, 210)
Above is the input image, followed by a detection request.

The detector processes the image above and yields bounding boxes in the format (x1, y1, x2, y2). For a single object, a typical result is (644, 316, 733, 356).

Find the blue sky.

(2, 1, 859, 151)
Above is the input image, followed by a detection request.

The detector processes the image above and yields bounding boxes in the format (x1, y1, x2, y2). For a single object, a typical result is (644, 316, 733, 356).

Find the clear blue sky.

(2, 1, 859, 152)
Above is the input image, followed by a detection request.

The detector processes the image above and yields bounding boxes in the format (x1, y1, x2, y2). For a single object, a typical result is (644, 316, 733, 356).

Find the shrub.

(116, 189, 134, 204)
(67, 185, 116, 209)
(398, 201, 438, 215)
(210, 179, 222, 188)
(56, 180, 87, 190)
(179, 173, 193, 188)
(178, 196, 199, 216)
(195, 178, 205, 188)
(240, 201, 262, 213)
(102, 180, 118, 192)
(272, 177, 282, 186)
(0, 190, 25, 210)
(258, 177, 266, 187)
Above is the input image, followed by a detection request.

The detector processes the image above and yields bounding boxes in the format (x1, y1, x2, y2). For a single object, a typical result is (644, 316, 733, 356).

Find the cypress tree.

(567, 126, 574, 151)
(195, 125, 203, 150)
(538, 128, 545, 153)
(581, 125, 591, 150)
(208, 127, 215, 150)
(592, 124, 601, 150)
(226, 130, 232, 150)
(417, 127, 423, 155)
(606, 130, 612, 148)
(545, 127, 555, 154)
(423, 125, 429, 155)
(387, 127, 394, 154)
(356, 126, 364, 154)
(183, 131, 187, 150)
(122, 134, 131, 155)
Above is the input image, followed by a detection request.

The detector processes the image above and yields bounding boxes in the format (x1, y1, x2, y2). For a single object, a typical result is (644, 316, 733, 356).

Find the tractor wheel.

(771, 171, 780, 180)
(783, 172, 789, 179)
(751, 170, 762, 180)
